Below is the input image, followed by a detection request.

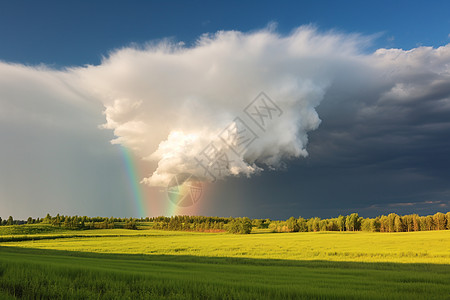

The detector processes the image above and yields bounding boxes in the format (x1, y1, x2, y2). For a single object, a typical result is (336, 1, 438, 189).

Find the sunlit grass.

(0, 225, 449, 298)
(1, 226, 449, 264)
(0, 246, 449, 299)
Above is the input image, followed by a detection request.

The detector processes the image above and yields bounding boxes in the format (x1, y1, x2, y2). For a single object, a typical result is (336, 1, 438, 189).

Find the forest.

(1, 211, 449, 234)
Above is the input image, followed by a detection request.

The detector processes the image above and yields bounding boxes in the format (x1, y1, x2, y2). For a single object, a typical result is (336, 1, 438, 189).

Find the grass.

(2, 227, 450, 264)
(0, 225, 449, 299)
(0, 246, 449, 299)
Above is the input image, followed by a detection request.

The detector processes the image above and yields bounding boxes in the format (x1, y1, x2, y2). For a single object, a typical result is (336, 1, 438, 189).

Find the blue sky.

(1, 1, 450, 220)
(1, 0, 449, 66)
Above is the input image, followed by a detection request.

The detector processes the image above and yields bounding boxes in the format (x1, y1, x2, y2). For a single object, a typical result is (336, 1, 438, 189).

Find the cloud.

(0, 60, 138, 219)
(316, 44, 450, 167)
(74, 26, 373, 186)
(0, 62, 96, 127)
(2, 26, 450, 191)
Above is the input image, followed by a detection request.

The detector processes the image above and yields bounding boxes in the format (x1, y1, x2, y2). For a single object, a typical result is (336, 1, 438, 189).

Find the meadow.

(0, 224, 449, 299)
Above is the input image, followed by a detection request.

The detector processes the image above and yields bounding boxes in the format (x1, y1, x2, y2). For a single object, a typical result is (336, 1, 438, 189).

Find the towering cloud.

(2, 26, 450, 190)
(74, 26, 374, 186)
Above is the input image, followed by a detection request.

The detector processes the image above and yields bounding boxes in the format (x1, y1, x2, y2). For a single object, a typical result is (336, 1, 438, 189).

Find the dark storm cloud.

(207, 45, 450, 219)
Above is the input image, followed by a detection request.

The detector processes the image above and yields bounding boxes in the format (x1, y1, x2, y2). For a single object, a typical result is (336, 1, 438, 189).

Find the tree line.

(150, 216, 252, 234)
(1, 211, 449, 234)
(0, 214, 253, 234)
(268, 212, 450, 233)
(0, 214, 139, 230)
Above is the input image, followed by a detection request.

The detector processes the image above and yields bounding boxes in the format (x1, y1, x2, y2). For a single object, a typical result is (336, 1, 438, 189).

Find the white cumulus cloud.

(2, 26, 450, 188)
(74, 26, 371, 186)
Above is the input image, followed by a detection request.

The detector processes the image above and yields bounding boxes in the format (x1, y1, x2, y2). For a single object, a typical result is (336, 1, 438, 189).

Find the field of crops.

(0, 225, 449, 299)
(2, 225, 450, 263)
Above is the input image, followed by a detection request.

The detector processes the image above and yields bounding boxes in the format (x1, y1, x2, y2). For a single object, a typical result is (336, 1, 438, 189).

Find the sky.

(1, 0, 450, 220)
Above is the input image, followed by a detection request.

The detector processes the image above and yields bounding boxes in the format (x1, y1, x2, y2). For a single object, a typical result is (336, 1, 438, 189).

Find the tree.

(297, 217, 308, 232)
(346, 214, 354, 231)
(425, 216, 434, 231)
(326, 219, 339, 231)
(0, 217, 2, 226)
(52, 216, 61, 227)
(346, 213, 360, 231)
(72, 216, 79, 228)
(319, 220, 328, 232)
(306, 218, 313, 232)
(412, 214, 420, 231)
(394, 215, 404, 232)
(361, 218, 371, 231)
(312, 217, 320, 232)
(337, 215, 346, 231)
(6, 216, 13, 226)
(286, 217, 299, 232)
(268, 221, 280, 233)
(446, 212, 450, 230)
(27, 217, 33, 224)
(124, 220, 137, 230)
(371, 218, 381, 232)
(402, 215, 413, 232)
(433, 212, 446, 230)
(227, 219, 240, 234)
(252, 219, 263, 229)
(226, 218, 252, 234)
(387, 213, 397, 232)
(379, 215, 388, 232)
(44, 213, 52, 224)
(419, 216, 427, 231)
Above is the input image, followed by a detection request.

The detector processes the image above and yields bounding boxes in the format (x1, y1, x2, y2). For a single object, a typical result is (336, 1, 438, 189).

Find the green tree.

(286, 217, 299, 232)
(319, 220, 328, 232)
(433, 212, 446, 230)
(371, 217, 381, 232)
(379, 215, 388, 232)
(387, 213, 397, 232)
(412, 214, 420, 231)
(6, 216, 13, 226)
(226, 218, 252, 234)
(252, 219, 263, 229)
(312, 217, 320, 232)
(394, 215, 404, 232)
(240, 217, 252, 234)
(446, 212, 450, 230)
(227, 219, 240, 234)
(43, 213, 52, 224)
(337, 215, 346, 231)
(124, 220, 137, 230)
(346, 213, 360, 231)
(425, 216, 434, 231)
(72, 216, 79, 228)
(327, 219, 339, 231)
(361, 218, 371, 231)
(403, 215, 413, 232)
(297, 217, 308, 232)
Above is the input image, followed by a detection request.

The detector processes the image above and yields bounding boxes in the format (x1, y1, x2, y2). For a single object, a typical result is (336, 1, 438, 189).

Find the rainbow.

(120, 146, 146, 218)
(163, 176, 206, 216)
(120, 146, 208, 218)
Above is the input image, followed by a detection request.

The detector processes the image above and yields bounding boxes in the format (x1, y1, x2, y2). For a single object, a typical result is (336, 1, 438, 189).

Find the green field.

(0, 225, 449, 299)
